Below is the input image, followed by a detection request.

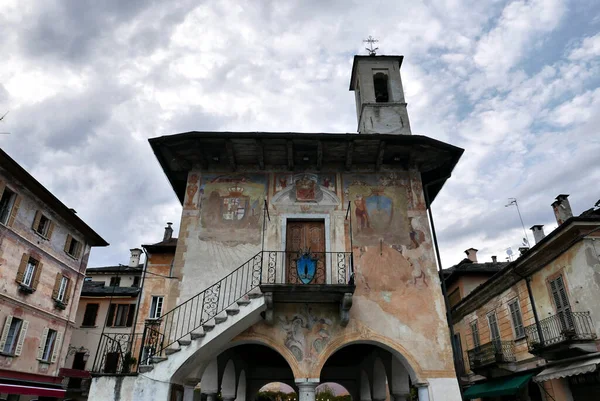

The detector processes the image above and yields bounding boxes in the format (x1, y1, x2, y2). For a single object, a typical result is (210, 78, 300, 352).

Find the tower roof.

(349, 55, 404, 90)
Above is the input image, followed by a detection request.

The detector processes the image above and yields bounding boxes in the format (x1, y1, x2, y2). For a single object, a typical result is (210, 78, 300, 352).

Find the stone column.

(205, 393, 218, 401)
(296, 380, 319, 401)
(391, 394, 409, 401)
(183, 386, 196, 401)
(416, 384, 429, 401)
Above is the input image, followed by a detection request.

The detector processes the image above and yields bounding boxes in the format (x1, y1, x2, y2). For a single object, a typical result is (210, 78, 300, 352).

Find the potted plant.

(122, 352, 137, 374)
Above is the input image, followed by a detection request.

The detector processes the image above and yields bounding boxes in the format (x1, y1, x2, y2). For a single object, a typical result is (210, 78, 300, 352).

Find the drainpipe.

(423, 178, 463, 397)
(525, 276, 545, 346)
(130, 247, 149, 344)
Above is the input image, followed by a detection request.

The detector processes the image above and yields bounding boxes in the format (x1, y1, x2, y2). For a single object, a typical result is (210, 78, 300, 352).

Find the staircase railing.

(138, 252, 263, 365)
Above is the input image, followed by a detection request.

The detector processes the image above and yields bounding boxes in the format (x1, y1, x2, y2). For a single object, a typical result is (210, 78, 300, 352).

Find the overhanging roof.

(0, 148, 108, 246)
(148, 132, 464, 207)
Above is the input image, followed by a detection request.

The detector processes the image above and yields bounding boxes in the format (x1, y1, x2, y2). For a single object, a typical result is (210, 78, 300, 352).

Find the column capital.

(295, 379, 319, 401)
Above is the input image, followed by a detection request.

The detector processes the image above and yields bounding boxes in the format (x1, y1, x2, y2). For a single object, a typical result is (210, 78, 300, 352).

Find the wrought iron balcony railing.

(467, 340, 516, 369)
(92, 332, 143, 375)
(264, 251, 353, 285)
(525, 311, 596, 351)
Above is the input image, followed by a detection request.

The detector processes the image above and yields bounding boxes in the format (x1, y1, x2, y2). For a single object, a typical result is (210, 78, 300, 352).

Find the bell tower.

(349, 55, 412, 135)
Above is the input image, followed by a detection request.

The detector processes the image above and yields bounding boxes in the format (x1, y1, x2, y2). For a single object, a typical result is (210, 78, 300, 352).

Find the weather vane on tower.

(363, 36, 379, 56)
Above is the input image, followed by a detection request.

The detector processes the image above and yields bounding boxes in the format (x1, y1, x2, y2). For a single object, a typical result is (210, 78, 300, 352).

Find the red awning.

(0, 384, 66, 397)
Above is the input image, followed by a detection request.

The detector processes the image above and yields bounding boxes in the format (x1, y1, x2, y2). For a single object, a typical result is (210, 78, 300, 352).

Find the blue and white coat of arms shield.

(296, 252, 318, 284)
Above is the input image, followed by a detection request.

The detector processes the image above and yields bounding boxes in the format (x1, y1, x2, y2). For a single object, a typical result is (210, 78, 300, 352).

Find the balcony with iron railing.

(525, 311, 597, 359)
(467, 340, 516, 374)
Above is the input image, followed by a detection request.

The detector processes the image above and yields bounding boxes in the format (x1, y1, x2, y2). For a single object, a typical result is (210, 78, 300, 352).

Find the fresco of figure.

(354, 194, 370, 230)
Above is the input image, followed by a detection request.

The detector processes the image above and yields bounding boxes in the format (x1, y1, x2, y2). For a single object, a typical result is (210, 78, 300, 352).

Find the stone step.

(190, 331, 205, 340)
(215, 315, 228, 324)
(247, 290, 263, 299)
(202, 323, 215, 332)
(237, 299, 251, 306)
(165, 348, 181, 356)
(151, 356, 167, 364)
(226, 307, 240, 316)
(178, 339, 191, 346)
(139, 365, 154, 373)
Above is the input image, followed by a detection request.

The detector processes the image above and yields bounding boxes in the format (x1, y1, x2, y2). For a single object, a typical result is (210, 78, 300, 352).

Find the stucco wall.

(168, 169, 455, 381)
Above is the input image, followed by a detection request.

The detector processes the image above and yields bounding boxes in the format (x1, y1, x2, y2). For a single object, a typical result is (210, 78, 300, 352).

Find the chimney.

(163, 222, 173, 241)
(551, 194, 573, 225)
(518, 247, 529, 256)
(491, 255, 497, 264)
(530, 225, 546, 244)
(129, 248, 142, 267)
(465, 248, 478, 263)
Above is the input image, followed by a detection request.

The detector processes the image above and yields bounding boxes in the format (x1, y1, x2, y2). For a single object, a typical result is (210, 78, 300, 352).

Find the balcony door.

(285, 220, 326, 284)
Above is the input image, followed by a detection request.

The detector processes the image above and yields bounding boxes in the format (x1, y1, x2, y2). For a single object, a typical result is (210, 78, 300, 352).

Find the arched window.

(373, 73, 389, 103)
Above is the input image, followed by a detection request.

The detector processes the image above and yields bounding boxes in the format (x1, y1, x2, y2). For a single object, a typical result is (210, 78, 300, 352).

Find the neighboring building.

(89, 52, 465, 401)
(447, 194, 600, 401)
(66, 249, 143, 400)
(0, 148, 108, 400)
(134, 223, 177, 361)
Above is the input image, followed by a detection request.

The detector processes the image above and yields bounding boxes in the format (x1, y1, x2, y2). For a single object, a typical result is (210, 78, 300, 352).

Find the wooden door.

(550, 275, 573, 330)
(286, 221, 326, 284)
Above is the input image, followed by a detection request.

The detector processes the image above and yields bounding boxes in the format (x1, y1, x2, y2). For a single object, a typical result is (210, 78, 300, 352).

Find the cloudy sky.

(1, 0, 599, 269)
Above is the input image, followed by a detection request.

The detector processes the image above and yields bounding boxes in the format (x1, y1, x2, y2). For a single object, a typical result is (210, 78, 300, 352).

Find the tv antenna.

(0, 111, 10, 135)
(505, 198, 530, 247)
(363, 36, 379, 56)
(506, 247, 513, 262)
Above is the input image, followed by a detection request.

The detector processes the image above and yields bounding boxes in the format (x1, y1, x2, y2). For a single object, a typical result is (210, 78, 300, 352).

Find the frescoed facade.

(88, 54, 464, 401)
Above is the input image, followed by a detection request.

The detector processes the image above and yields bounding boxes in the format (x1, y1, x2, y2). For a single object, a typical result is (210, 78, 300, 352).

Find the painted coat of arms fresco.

(278, 304, 333, 363)
(199, 174, 266, 244)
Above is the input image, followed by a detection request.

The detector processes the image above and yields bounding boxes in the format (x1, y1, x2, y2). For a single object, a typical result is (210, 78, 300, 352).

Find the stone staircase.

(138, 289, 266, 375)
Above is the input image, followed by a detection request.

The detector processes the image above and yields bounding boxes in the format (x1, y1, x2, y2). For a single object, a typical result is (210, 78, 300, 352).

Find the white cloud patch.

(0, 0, 598, 271)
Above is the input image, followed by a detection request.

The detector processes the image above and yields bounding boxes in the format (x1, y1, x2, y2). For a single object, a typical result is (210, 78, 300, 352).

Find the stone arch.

(235, 370, 247, 401)
(222, 359, 237, 399)
(360, 370, 371, 401)
(226, 334, 303, 378)
(372, 358, 386, 401)
(312, 334, 423, 382)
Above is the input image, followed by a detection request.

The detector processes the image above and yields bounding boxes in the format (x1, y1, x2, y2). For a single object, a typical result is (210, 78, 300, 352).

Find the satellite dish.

(506, 248, 513, 256)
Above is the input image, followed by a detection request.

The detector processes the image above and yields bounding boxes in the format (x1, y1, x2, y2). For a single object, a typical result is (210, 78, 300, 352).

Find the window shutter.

(0, 315, 14, 352)
(64, 278, 71, 304)
(32, 261, 43, 290)
(76, 241, 83, 259)
(46, 221, 55, 240)
(106, 304, 116, 327)
(126, 305, 136, 327)
(7, 195, 21, 227)
(14, 320, 28, 356)
(64, 234, 73, 254)
(32, 211, 42, 231)
(52, 273, 61, 300)
(37, 327, 49, 360)
(15, 254, 28, 284)
(51, 331, 62, 363)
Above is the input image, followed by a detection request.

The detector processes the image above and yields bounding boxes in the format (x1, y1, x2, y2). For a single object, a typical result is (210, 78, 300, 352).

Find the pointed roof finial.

(363, 36, 379, 56)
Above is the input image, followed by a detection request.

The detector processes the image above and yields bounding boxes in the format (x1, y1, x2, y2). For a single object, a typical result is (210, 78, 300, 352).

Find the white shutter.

(0, 315, 13, 352)
(14, 320, 28, 356)
(51, 331, 62, 363)
(37, 327, 49, 360)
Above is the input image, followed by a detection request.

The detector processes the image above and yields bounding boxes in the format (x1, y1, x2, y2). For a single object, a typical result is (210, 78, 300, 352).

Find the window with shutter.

(41, 329, 57, 362)
(106, 304, 116, 327)
(32, 211, 52, 238)
(22, 258, 38, 287)
(65, 235, 82, 259)
(471, 321, 480, 348)
(37, 327, 49, 360)
(51, 331, 62, 363)
(52, 273, 62, 300)
(487, 312, 501, 343)
(82, 304, 99, 326)
(57, 276, 68, 302)
(0, 187, 16, 225)
(14, 320, 28, 356)
(7, 194, 21, 227)
(550, 275, 573, 330)
(150, 296, 164, 319)
(15, 254, 28, 285)
(0, 315, 14, 353)
(508, 299, 525, 338)
(126, 305, 136, 327)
